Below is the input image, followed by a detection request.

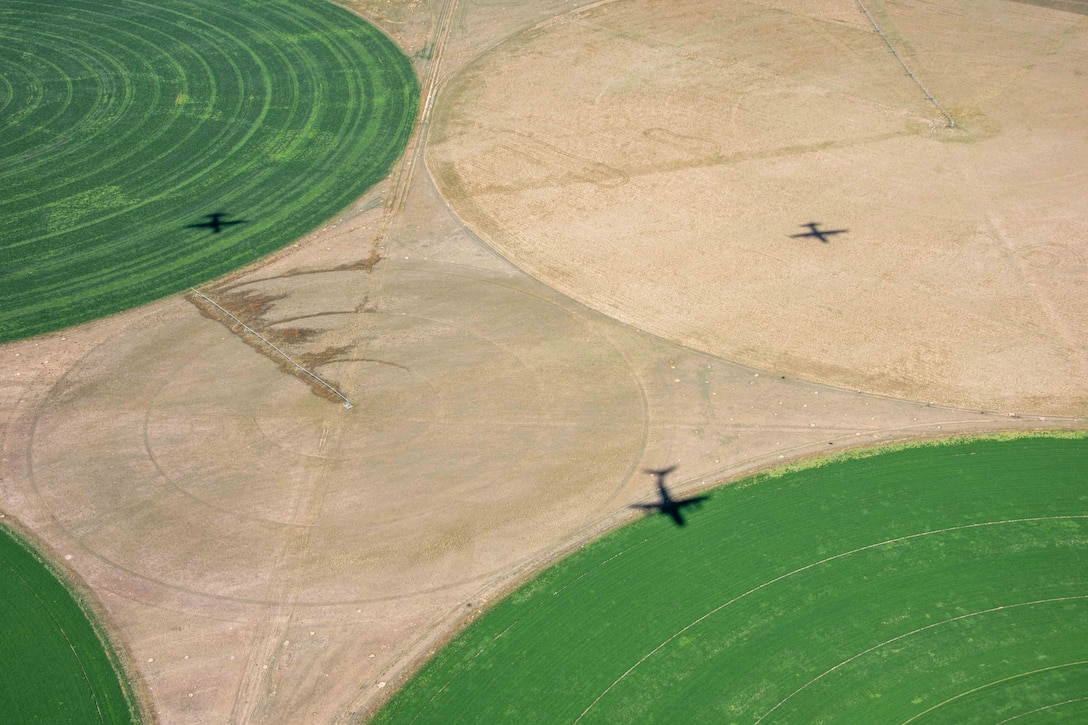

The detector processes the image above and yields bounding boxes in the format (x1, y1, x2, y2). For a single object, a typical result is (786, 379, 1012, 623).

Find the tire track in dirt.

(227, 1, 465, 717)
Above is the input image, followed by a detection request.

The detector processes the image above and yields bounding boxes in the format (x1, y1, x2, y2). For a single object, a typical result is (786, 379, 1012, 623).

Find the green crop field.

(0, 0, 418, 343)
(0, 525, 140, 723)
(375, 433, 1088, 724)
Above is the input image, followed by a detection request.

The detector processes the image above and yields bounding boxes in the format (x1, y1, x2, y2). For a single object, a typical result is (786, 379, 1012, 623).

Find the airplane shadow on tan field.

(630, 466, 709, 527)
(789, 222, 847, 243)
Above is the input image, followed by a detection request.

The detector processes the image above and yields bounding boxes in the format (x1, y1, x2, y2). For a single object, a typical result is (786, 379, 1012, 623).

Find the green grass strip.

(374, 432, 1088, 724)
(0, 525, 140, 723)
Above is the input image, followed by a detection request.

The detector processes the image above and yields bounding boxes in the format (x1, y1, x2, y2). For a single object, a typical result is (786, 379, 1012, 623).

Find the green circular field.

(0, 0, 418, 343)
(375, 434, 1088, 723)
(0, 525, 140, 722)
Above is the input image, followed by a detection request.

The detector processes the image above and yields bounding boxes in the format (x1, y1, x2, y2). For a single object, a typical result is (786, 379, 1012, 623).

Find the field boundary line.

(407, 536, 654, 723)
(188, 288, 353, 409)
(854, 0, 956, 128)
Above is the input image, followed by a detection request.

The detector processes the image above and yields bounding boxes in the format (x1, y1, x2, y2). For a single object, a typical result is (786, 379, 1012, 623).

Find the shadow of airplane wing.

(672, 495, 710, 526)
(185, 213, 247, 233)
(630, 495, 709, 527)
(789, 223, 847, 243)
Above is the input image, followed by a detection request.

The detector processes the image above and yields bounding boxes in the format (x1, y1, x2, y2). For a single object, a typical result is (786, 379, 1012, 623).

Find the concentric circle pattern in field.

(0, 0, 418, 342)
(375, 436, 1088, 723)
(25, 270, 646, 605)
(427, 0, 1088, 414)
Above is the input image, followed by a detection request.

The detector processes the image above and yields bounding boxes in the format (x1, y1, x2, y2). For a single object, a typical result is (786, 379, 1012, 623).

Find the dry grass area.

(0, 1, 1085, 723)
(429, 0, 1088, 414)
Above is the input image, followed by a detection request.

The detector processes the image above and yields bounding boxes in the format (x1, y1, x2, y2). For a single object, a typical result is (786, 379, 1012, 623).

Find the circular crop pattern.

(0, 0, 418, 343)
(375, 435, 1088, 723)
(426, 0, 1088, 414)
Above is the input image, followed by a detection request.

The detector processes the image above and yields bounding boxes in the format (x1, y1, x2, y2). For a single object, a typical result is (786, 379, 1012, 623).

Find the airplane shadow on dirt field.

(630, 466, 710, 527)
(789, 222, 848, 243)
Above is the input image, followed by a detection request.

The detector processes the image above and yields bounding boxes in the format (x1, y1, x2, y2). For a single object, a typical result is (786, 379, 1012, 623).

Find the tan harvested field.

(430, 0, 1088, 414)
(0, 1, 1085, 723)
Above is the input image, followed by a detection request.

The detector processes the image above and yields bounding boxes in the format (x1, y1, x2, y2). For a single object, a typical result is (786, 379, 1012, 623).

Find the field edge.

(367, 427, 1088, 722)
(0, 516, 150, 724)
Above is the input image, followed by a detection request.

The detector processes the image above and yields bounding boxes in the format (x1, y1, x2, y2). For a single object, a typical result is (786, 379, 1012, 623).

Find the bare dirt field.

(0, 1, 1085, 723)
(429, 0, 1088, 414)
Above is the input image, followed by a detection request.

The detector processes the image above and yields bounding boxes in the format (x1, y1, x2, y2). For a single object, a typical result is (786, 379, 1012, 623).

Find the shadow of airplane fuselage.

(630, 466, 709, 526)
(186, 212, 245, 233)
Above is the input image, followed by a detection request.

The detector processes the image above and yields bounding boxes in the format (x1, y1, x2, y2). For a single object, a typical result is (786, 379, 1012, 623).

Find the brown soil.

(428, 0, 1088, 415)
(0, 1, 1084, 724)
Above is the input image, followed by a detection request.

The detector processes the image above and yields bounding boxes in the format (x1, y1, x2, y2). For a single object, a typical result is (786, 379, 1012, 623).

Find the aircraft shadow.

(630, 465, 709, 526)
(788, 222, 847, 243)
(185, 212, 247, 234)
